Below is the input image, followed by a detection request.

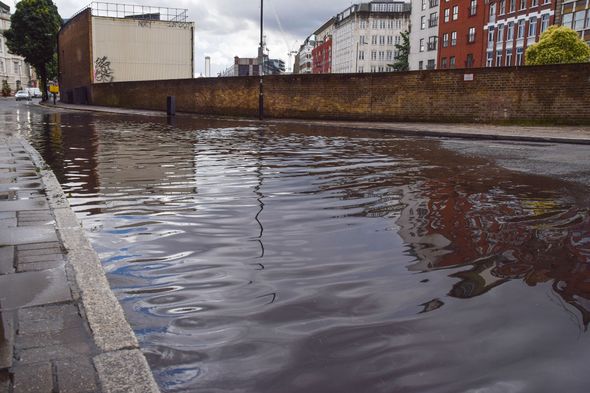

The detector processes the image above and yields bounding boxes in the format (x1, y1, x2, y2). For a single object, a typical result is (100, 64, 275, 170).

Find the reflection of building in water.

(397, 177, 590, 327)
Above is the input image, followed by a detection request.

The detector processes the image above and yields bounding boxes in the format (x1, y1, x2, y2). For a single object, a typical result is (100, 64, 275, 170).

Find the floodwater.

(10, 103, 590, 392)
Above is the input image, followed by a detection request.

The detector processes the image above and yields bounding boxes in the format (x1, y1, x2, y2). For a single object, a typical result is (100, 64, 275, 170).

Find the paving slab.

(12, 363, 53, 393)
(0, 246, 14, 275)
(0, 200, 48, 212)
(55, 357, 100, 393)
(0, 268, 71, 310)
(0, 227, 58, 246)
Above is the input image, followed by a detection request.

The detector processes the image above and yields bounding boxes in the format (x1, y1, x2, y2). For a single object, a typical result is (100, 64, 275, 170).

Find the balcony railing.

(429, 17, 438, 27)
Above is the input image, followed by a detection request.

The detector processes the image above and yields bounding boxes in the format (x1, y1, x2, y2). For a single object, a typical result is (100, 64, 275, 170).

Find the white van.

(27, 88, 42, 98)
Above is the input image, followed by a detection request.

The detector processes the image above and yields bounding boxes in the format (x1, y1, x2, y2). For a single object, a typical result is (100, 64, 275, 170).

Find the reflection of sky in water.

(16, 108, 590, 393)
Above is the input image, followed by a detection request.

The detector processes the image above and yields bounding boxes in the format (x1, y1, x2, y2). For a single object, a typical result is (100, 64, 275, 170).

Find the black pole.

(259, 0, 264, 120)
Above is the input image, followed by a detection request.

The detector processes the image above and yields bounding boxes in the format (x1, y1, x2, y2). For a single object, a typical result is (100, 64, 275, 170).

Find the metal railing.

(73, 2, 189, 22)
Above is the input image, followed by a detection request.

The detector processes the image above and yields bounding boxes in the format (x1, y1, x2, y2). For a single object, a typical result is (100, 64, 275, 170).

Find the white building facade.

(409, 0, 440, 70)
(298, 36, 316, 74)
(332, 1, 411, 74)
(0, 5, 34, 92)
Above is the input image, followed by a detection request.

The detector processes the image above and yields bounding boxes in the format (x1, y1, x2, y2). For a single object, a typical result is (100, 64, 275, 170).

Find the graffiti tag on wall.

(94, 56, 114, 83)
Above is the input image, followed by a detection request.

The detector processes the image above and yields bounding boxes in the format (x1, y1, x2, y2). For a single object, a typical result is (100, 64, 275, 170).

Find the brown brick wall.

(90, 63, 590, 124)
(58, 9, 92, 103)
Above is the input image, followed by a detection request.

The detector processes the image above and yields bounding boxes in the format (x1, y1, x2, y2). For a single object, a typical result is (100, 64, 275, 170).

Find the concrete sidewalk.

(0, 123, 158, 391)
(43, 101, 590, 145)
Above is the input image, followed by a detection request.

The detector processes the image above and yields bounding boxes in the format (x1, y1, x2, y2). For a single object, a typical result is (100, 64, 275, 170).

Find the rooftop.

(75, 2, 189, 22)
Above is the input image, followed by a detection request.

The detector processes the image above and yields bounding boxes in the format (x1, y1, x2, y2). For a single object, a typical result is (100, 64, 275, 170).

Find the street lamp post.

(258, 0, 264, 120)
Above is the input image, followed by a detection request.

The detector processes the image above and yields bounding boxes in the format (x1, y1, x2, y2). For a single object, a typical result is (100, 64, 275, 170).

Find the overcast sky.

(8, 0, 354, 76)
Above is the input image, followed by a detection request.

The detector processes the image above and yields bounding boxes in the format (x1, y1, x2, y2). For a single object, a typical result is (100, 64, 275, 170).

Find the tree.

(3, 0, 62, 101)
(526, 26, 590, 66)
(1, 80, 11, 97)
(390, 30, 410, 72)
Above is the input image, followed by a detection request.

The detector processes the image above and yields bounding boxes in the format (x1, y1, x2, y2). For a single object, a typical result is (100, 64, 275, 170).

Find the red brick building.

(437, 0, 486, 69)
(312, 37, 332, 74)
(483, 0, 556, 67)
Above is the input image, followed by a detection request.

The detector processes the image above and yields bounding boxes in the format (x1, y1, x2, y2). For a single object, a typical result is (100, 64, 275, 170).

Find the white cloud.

(8, 0, 353, 75)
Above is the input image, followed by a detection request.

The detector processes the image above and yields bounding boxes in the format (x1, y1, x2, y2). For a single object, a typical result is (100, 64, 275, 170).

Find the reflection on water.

(13, 107, 590, 392)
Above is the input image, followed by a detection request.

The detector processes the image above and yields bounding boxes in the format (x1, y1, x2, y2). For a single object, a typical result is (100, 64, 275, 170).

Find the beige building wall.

(0, 11, 34, 92)
(91, 16, 193, 83)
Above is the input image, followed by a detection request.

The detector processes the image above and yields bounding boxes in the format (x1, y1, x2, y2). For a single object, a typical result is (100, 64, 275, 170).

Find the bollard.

(167, 96, 176, 116)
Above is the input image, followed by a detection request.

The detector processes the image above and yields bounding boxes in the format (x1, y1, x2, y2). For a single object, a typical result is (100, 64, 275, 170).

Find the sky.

(8, 0, 355, 76)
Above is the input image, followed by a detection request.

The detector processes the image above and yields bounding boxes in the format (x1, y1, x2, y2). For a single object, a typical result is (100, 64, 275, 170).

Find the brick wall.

(90, 63, 590, 124)
(58, 9, 93, 103)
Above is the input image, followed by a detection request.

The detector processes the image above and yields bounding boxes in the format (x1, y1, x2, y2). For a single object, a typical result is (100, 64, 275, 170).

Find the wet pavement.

(6, 99, 590, 392)
(0, 129, 100, 392)
(0, 99, 158, 393)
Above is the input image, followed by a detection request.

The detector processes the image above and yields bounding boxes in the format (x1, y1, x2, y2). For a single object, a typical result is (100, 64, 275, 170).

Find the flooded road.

(5, 100, 590, 392)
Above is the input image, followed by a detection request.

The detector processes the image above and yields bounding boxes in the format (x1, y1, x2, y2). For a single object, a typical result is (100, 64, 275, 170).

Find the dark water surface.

(10, 105, 590, 392)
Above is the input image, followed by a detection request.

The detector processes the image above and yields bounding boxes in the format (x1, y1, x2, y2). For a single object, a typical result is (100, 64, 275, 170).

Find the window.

(428, 36, 438, 50)
(418, 61, 424, 70)
(444, 9, 450, 22)
(490, 3, 496, 22)
(387, 36, 393, 45)
(427, 59, 436, 69)
(422, 0, 427, 10)
(379, 35, 385, 45)
(379, 51, 385, 60)
(562, 13, 573, 29)
(360, 35, 366, 45)
(359, 50, 365, 60)
(507, 22, 514, 40)
(516, 47, 524, 65)
(358, 66, 364, 73)
(421, 16, 426, 29)
(372, 35, 377, 45)
(517, 19, 525, 39)
(429, 13, 438, 27)
(371, 51, 377, 60)
(452, 5, 459, 20)
(420, 38, 425, 52)
(540, 14, 549, 32)
(371, 65, 377, 72)
(506, 48, 513, 66)
(450, 56, 456, 68)
(360, 20, 367, 29)
(451, 31, 457, 46)
(586, 11, 590, 28)
(380, 20, 386, 29)
(469, 0, 477, 15)
(13, 61, 20, 74)
(468, 27, 476, 42)
(386, 50, 393, 60)
(430, 0, 439, 8)
(487, 52, 494, 67)
(488, 26, 495, 45)
(441, 57, 448, 68)
(499, 0, 506, 14)
(509, 0, 516, 12)
(466, 53, 474, 67)
(519, 0, 526, 10)
(395, 36, 401, 45)
(0, 38, 3, 53)
(528, 17, 537, 37)
(443, 33, 449, 47)
(531, 0, 538, 6)
(496, 50, 502, 66)
(372, 19, 378, 29)
(574, 10, 585, 30)
(497, 24, 505, 42)
(0, 60, 3, 73)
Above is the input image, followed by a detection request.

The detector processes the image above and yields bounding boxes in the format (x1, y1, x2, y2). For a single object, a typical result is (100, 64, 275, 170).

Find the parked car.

(15, 90, 31, 101)
(28, 88, 42, 98)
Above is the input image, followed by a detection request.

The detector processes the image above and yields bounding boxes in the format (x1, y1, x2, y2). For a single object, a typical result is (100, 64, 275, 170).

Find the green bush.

(526, 26, 590, 65)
